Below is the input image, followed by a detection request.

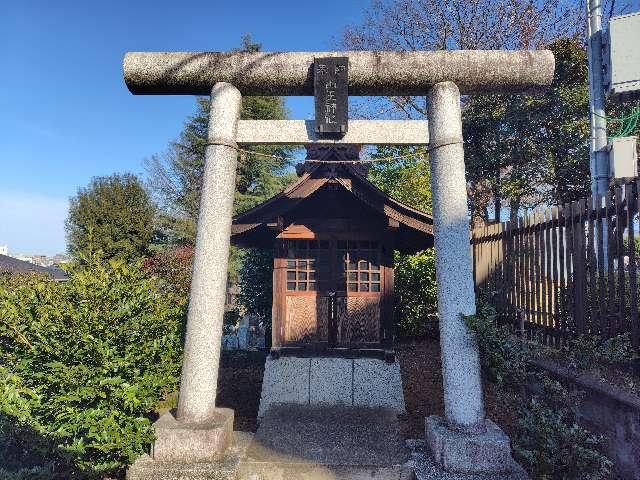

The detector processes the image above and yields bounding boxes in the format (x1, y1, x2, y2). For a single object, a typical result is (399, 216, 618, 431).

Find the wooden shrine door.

(334, 239, 383, 347)
(275, 237, 385, 350)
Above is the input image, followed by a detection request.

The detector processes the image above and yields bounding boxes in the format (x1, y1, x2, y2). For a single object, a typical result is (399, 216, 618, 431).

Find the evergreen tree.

(145, 35, 295, 320)
(66, 173, 155, 261)
(146, 35, 295, 249)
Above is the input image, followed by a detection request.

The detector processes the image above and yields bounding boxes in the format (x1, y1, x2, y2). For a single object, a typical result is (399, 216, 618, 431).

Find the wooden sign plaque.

(314, 57, 348, 136)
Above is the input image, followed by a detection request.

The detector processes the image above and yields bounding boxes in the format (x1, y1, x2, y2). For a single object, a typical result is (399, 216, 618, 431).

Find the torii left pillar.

(144, 82, 242, 465)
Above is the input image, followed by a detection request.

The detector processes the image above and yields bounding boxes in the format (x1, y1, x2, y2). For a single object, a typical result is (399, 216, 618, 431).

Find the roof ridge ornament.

(296, 145, 366, 177)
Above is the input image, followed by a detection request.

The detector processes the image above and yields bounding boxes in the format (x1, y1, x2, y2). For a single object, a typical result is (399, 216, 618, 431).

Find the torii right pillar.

(426, 81, 524, 474)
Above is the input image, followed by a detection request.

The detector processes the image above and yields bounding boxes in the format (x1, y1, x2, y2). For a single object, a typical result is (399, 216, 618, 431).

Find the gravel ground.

(395, 338, 516, 439)
(215, 340, 515, 440)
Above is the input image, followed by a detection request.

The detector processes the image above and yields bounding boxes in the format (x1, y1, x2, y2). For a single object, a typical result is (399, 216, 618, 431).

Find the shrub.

(143, 245, 194, 298)
(237, 248, 273, 322)
(562, 332, 637, 370)
(0, 254, 185, 478)
(394, 250, 438, 338)
(465, 301, 612, 480)
(464, 301, 528, 387)
(514, 382, 612, 480)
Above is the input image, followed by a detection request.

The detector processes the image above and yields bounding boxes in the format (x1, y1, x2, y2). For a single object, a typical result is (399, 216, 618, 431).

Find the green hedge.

(465, 301, 612, 480)
(0, 255, 185, 478)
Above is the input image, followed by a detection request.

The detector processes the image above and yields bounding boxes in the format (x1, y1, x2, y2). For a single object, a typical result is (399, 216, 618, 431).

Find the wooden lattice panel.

(316, 297, 329, 341)
(284, 295, 329, 343)
(336, 297, 380, 344)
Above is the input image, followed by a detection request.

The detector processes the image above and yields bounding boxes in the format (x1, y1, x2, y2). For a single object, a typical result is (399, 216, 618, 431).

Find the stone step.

(238, 462, 413, 480)
(236, 404, 411, 480)
(248, 404, 407, 466)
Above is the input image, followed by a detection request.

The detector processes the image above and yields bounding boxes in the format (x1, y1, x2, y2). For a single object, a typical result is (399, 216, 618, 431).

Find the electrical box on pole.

(604, 12, 640, 99)
(608, 136, 638, 183)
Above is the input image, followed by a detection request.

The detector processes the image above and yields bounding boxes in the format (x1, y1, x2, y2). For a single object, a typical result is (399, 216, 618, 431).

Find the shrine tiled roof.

(231, 149, 433, 254)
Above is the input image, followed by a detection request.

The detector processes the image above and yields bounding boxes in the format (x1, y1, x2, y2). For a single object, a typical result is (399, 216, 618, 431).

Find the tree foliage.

(236, 248, 273, 321)
(66, 173, 156, 262)
(342, 0, 583, 118)
(145, 36, 294, 317)
(463, 37, 591, 222)
(368, 146, 437, 337)
(368, 146, 432, 214)
(143, 245, 194, 298)
(0, 255, 185, 478)
(342, 1, 592, 222)
(146, 36, 295, 248)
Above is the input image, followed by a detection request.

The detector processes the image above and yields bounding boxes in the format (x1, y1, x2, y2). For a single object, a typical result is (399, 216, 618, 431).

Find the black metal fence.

(472, 180, 640, 350)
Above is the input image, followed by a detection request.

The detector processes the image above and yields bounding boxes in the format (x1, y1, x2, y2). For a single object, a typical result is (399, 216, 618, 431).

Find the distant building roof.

(0, 254, 68, 281)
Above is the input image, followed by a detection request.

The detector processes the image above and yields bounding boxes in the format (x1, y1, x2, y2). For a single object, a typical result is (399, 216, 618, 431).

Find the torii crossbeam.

(124, 50, 553, 96)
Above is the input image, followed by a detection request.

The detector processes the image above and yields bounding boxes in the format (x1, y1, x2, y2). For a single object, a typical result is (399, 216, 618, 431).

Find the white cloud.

(0, 191, 68, 256)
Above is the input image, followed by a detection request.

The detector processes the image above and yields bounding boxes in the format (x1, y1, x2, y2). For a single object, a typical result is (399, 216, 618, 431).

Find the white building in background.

(0, 245, 69, 266)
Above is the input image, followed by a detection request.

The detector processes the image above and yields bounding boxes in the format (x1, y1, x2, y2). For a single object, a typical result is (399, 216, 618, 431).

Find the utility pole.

(586, 0, 609, 257)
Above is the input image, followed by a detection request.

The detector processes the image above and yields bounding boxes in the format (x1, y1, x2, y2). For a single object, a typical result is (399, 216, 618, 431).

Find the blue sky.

(0, 0, 371, 255)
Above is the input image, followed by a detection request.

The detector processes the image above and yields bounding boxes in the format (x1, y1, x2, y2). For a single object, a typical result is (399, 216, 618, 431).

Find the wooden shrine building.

(231, 145, 433, 357)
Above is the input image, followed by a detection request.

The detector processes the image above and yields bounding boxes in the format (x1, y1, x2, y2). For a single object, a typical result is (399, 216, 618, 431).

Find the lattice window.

(285, 240, 330, 291)
(337, 240, 381, 292)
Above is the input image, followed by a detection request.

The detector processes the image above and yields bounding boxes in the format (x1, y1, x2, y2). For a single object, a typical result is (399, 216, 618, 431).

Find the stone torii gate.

(123, 50, 554, 477)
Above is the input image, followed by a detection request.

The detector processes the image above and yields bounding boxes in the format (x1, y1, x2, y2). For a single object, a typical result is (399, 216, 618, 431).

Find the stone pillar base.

(151, 409, 234, 463)
(425, 416, 526, 475)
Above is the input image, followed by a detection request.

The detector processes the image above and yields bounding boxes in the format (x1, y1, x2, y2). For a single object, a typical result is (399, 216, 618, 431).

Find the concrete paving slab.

(246, 404, 407, 467)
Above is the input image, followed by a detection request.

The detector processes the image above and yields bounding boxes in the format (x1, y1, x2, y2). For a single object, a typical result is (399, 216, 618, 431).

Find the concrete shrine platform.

(258, 356, 406, 417)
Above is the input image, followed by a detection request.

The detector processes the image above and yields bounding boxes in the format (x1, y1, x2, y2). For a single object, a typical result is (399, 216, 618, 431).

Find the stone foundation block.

(425, 416, 524, 474)
(126, 453, 239, 480)
(259, 357, 310, 417)
(259, 356, 406, 417)
(310, 357, 352, 405)
(152, 409, 234, 463)
(353, 359, 405, 412)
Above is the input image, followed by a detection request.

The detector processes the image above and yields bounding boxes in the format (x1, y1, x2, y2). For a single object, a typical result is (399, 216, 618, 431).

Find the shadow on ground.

(216, 350, 268, 432)
(0, 413, 80, 479)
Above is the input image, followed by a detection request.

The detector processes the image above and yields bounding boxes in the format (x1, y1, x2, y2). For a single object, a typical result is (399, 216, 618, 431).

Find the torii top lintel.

(123, 50, 555, 97)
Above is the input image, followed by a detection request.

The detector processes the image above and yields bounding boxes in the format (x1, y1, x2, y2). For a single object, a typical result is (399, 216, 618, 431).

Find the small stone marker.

(314, 57, 348, 135)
